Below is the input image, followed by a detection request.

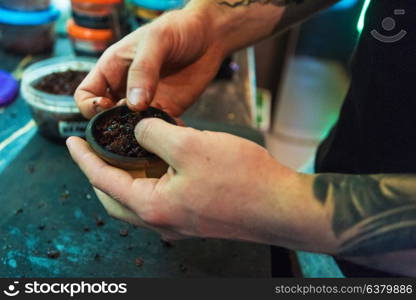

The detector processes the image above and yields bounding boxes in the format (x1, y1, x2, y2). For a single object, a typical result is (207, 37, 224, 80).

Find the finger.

(75, 44, 133, 118)
(75, 63, 114, 119)
(75, 88, 114, 119)
(116, 98, 127, 107)
(66, 137, 165, 217)
(75, 90, 114, 119)
(126, 29, 169, 111)
(174, 117, 185, 127)
(92, 186, 149, 227)
(160, 231, 187, 242)
(66, 137, 138, 206)
(134, 118, 198, 168)
(92, 97, 115, 117)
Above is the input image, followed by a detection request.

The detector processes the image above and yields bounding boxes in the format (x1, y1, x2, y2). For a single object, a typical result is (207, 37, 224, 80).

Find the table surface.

(0, 40, 272, 278)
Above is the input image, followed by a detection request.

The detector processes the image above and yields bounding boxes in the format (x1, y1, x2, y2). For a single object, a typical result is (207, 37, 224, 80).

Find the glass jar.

(0, 0, 50, 11)
(21, 56, 97, 141)
(0, 6, 60, 54)
(70, 0, 128, 39)
(67, 18, 114, 57)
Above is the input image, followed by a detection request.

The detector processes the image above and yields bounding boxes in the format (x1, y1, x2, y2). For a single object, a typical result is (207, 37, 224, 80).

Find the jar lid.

(71, 0, 123, 4)
(67, 19, 113, 41)
(0, 6, 60, 26)
(0, 71, 18, 107)
(131, 0, 184, 11)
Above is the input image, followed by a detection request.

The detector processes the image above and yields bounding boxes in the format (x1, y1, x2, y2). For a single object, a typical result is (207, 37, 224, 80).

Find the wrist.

(185, 0, 285, 54)
(183, 1, 230, 56)
(260, 167, 337, 253)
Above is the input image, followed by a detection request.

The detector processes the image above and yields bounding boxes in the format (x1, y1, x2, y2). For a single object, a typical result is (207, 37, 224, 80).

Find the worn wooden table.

(0, 39, 272, 277)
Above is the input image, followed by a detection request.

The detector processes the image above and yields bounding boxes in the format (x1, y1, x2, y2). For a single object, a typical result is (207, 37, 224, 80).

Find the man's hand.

(75, 9, 225, 119)
(66, 118, 416, 275)
(66, 119, 326, 246)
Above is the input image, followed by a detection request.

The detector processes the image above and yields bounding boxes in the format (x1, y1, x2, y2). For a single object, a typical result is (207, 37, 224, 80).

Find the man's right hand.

(75, 9, 226, 119)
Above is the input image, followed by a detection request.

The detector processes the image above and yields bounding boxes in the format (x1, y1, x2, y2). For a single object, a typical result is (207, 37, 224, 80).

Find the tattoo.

(313, 174, 416, 256)
(218, 0, 304, 7)
(217, 0, 338, 35)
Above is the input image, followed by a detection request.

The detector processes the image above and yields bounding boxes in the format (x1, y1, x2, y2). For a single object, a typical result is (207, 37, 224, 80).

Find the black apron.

(315, 0, 416, 277)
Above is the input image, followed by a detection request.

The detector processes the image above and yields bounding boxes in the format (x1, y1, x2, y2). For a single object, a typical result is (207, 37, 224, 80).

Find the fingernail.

(92, 97, 103, 113)
(95, 105, 105, 113)
(134, 119, 146, 133)
(99, 97, 114, 109)
(128, 88, 148, 106)
(134, 118, 151, 138)
(66, 137, 73, 147)
(116, 98, 127, 107)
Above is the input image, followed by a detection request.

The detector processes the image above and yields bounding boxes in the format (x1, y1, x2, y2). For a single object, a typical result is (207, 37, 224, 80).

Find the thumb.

(127, 29, 169, 111)
(134, 118, 198, 169)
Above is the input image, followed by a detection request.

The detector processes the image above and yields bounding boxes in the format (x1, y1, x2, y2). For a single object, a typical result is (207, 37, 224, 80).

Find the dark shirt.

(315, 0, 416, 276)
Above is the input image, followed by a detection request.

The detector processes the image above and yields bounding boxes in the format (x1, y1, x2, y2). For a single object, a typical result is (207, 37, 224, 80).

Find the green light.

(357, 0, 371, 33)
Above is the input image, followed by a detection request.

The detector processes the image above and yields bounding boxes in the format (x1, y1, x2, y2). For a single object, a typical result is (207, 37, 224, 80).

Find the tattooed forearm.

(218, 0, 304, 7)
(216, 0, 338, 35)
(313, 174, 416, 257)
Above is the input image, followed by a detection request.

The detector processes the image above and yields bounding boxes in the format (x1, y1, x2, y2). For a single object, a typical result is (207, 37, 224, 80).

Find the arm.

(195, 0, 416, 273)
(260, 172, 416, 258)
(188, 0, 340, 54)
(67, 117, 416, 276)
(69, 0, 415, 277)
(67, 121, 416, 276)
(311, 173, 416, 257)
(281, 173, 416, 275)
(310, 173, 416, 275)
